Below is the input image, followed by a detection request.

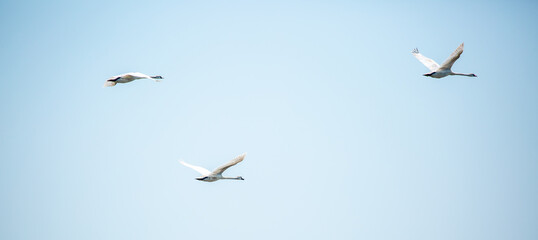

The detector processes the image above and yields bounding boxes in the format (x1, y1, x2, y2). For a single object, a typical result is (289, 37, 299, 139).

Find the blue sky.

(1, 0, 537, 239)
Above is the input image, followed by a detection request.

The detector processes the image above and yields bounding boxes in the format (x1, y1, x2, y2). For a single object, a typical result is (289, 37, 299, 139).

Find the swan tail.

(103, 81, 117, 87)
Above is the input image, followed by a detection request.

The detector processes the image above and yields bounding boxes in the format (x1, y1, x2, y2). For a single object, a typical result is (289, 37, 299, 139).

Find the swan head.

(470, 73, 477, 77)
(238, 176, 244, 180)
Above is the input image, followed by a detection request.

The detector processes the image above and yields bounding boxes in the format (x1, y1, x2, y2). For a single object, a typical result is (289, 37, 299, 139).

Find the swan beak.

(239, 177, 244, 180)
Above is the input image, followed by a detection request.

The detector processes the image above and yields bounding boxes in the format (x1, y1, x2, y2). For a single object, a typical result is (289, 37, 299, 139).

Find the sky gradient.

(1, 0, 537, 239)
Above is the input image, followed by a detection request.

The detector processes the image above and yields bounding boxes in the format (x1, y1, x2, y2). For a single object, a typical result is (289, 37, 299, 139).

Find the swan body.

(104, 72, 163, 87)
(412, 43, 476, 79)
(179, 153, 246, 182)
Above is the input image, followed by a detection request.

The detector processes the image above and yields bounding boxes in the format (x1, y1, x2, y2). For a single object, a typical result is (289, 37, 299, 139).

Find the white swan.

(104, 72, 163, 87)
(179, 153, 246, 182)
(412, 43, 477, 78)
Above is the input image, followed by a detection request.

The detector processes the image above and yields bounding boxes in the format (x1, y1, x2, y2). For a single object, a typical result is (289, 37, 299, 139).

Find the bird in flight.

(412, 43, 477, 78)
(179, 153, 246, 182)
(104, 72, 163, 87)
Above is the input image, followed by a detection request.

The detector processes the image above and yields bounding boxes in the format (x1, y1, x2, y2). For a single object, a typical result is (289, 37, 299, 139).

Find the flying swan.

(412, 43, 477, 78)
(104, 72, 163, 87)
(179, 153, 246, 182)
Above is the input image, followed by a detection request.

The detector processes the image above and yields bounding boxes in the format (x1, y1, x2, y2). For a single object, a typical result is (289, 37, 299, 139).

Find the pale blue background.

(1, 0, 537, 239)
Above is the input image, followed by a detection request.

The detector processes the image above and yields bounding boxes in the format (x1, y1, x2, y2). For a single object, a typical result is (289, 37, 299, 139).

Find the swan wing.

(439, 43, 464, 71)
(212, 153, 246, 175)
(412, 48, 440, 71)
(179, 160, 211, 176)
(127, 72, 152, 79)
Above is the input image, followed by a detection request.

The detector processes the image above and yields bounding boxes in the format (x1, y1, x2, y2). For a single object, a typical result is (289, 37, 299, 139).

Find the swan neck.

(452, 72, 474, 77)
(222, 176, 243, 180)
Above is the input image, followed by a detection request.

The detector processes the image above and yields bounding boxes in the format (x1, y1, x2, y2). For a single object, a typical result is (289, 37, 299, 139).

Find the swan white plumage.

(179, 153, 246, 182)
(412, 43, 477, 78)
(104, 72, 163, 87)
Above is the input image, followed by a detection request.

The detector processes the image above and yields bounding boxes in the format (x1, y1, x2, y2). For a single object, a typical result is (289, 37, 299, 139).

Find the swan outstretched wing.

(412, 48, 440, 71)
(212, 153, 246, 175)
(439, 43, 464, 71)
(179, 160, 212, 176)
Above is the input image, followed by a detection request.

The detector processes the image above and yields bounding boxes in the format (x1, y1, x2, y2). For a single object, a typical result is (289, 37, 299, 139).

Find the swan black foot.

(423, 72, 435, 77)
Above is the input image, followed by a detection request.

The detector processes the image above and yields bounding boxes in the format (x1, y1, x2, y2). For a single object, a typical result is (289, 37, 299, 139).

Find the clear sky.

(1, 0, 537, 239)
